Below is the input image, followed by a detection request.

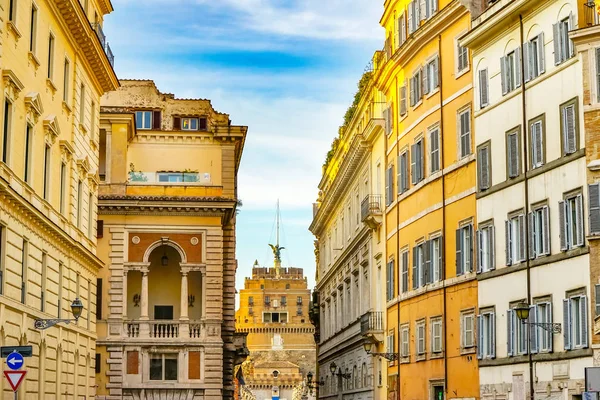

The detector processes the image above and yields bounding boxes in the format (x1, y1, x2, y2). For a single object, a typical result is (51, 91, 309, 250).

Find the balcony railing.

(128, 171, 212, 185)
(150, 321, 179, 338)
(361, 195, 383, 229)
(361, 311, 384, 336)
(92, 23, 115, 68)
(124, 320, 207, 339)
(584, 1, 600, 27)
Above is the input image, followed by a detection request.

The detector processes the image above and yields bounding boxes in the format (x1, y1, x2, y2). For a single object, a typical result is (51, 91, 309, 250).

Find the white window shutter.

(529, 305, 538, 354)
(538, 32, 546, 74)
(400, 14, 406, 45)
(419, 0, 425, 21)
(523, 42, 531, 83)
(476, 229, 482, 273)
(395, 16, 400, 50)
(528, 212, 536, 259)
(563, 298, 571, 350)
(507, 309, 514, 356)
(433, 56, 439, 88)
(569, 13, 576, 58)
(456, 228, 463, 276)
(491, 312, 496, 358)
(589, 183, 600, 235)
(476, 315, 483, 359)
(479, 69, 489, 108)
(489, 226, 496, 270)
(423, 63, 430, 95)
(501, 56, 508, 95)
(546, 302, 553, 352)
(515, 47, 522, 87)
(466, 224, 473, 272)
(564, 105, 576, 154)
(581, 295, 589, 348)
(505, 220, 513, 266)
(431, 0, 437, 13)
(410, 144, 417, 184)
(553, 22, 562, 65)
(408, 2, 414, 34)
(559, 200, 568, 251)
(385, 166, 391, 206)
(542, 206, 550, 255)
(419, 140, 424, 181)
(518, 214, 526, 261)
(575, 194, 584, 247)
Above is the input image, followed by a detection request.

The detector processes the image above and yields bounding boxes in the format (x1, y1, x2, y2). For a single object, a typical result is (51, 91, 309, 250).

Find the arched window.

(362, 362, 368, 388)
(353, 365, 358, 389)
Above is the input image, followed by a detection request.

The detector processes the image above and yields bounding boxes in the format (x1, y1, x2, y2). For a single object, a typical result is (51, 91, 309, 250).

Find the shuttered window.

(534, 302, 553, 353)
(506, 130, 520, 178)
(424, 57, 439, 95)
(507, 308, 529, 356)
(559, 193, 584, 250)
(530, 119, 544, 168)
(476, 225, 495, 273)
(500, 48, 521, 95)
(401, 325, 410, 357)
(430, 236, 443, 283)
(479, 68, 489, 108)
(398, 151, 409, 193)
(412, 244, 423, 289)
(386, 259, 395, 301)
(399, 83, 407, 117)
(385, 165, 394, 206)
(477, 144, 491, 191)
(524, 33, 545, 82)
(396, 13, 406, 49)
(477, 311, 495, 359)
(430, 128, 440, 173)
(529, 206, 550, 259)
(458, 108, 471, 158)
(410, 69, 422, 107)
(456, 224, 473, 276)
(431, 318, 442, 353)
(553, 15, 575, 66)
(384, 104, 394, 135)
(411, 139, 424, 184)
(408, 0, 419, 34)
(505, 214, 526, 266)
(457, 42, 469, 73)
(590, 184, 600, 235)
(401, 250, 409, 293)
(461, 311, 475, 349)
(560, 100, 577, 155)
(563, 294, 588, 350)
(416, 320, 426, 355)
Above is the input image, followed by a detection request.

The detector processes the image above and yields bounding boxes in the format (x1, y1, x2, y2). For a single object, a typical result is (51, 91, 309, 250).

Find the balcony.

(583, 1, 600, 27)
(92, 23, 114, 68)
(360, 311, 384, 337)
(125, 320, 207, 340)
(361, 195, 383, 229)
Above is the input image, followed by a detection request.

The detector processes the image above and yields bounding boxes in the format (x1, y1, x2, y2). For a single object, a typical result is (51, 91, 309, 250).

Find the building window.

(400, 324, 409, 358)
(396, 13, 406, 49)
(264, 295, 270, 306)
(135, 111, 152, 130)
(506, 213, 526, 265)
(157, 172, 199, 183)
(590, 184, 600, 235)
(2, 99, 12, 164)
(149, 354, 178, 381)
(29, 4, 37, 53)
(280, 296, 286, 306)
(507, 306, 529, 356)
(529, 205, 550, 258)
(386, 259, 395, 301)
(476, 224, 495, 273)
(458, 108, 471, 158)
(248, 296, 254, 306)
(416, 320, 426, 356)
(531, 300, 553, 353)
(401, 250, 409, 293)
(399, 83, 407, 117)
(408, 0, 419, 34)
(24, 124, 33, 184)
(560, 98, 578, 156)
(530, 116, 545, 168)
(384, 103, 394, 135)
(60, 162, 66, 214)
(461, 311, 475, 349)
(564, 293, 588, 350)
(559, 191, 584, 250)
(8, 0, 16, 22)
(457, 42, 469, 73)
(0, 227, 4, 295)
(63, 59, 70, 103)
(79, 84, 86, 126)
(455, 223, 473, 275)
(479, 68, 489, 108)
(501, 48, 521, 95)
(477, 310, 495, 359)
(88, 192, 94, 238)
(21, 240, 28, 304)
(411, 138, 424, 184)
(525, 33, 545, 81)
(410, 68, 422, 107)
(77, 180, 83, 229)
(553, 14, 574, 65)
(398, 151, 409, 194)
(47, 34, 55, 80)
(43, 144, 50, 200)
(506, 128, 520, 179)
(429, 128, 440, 173)
(386, 331, 395, 360)
(182, 117, 198, 131)
(431, 317, 442, 354)
(424, 57, 439, 95)
(430, 237, 442, 283)
(477, 142, 491, 191)
(412, 243, 424, 289)
(385, 164, 394, 206)
(424, 0, 437, 19)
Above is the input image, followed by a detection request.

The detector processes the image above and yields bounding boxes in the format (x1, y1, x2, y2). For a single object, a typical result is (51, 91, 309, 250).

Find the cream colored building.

(0, 0, 118, 398)
(309, 61, 387, 400)
(461, 0, 591, 399)
(95, 80, 248, 400)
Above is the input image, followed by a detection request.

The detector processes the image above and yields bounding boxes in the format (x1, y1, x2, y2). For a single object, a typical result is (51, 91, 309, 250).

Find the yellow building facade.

(0, 0, 118, 397)
(235, 251, 316, 400)
(95, 80, 248, 400)
(379, 1, 478, 399)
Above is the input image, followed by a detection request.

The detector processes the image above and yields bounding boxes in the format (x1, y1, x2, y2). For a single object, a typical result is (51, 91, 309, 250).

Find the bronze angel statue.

(269, 244, 285, 263)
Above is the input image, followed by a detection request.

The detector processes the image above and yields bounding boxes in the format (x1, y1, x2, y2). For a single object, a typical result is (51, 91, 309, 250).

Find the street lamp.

(363, 340, 399, 361)
(514, 302, 562, 333)
(306, 372, 324, 394)
(34, 298, 84, 330)
(329, 362, 352, 379)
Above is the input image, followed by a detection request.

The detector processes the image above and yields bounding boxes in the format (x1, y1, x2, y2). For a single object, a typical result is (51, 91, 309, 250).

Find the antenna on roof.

(268, 200, 284, 277)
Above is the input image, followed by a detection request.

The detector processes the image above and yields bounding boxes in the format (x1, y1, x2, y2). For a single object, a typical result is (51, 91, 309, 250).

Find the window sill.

(62, 101, 72, 114)
(400, 356, 410, 364)
(415, 354, 426, 362)
(460, 347, 477, 355)
(430, 352, 444, 359)
(7, 21, 21, 40)
(426, 87, 440, 99)
(46, 79, 57, 94)
(79, 123, 88, 135)
(412, 100, 423, 110)
(28, 52, 41, 69)
(456, 66, 470, 79)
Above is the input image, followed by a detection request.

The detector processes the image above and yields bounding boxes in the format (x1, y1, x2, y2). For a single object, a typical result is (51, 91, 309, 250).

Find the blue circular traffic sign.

(6, 352, 23, 370)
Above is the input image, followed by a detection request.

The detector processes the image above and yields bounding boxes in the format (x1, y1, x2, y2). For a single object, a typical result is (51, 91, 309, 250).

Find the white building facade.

(461, 1, 592, 399)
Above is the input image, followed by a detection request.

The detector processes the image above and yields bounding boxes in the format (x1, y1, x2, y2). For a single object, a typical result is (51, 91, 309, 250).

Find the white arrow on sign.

(7, 359, 22, 367)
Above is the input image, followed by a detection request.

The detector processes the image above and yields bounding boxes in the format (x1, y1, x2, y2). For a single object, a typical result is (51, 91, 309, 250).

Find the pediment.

(25, 92, 44, 117)
(43, 115, 60, 144)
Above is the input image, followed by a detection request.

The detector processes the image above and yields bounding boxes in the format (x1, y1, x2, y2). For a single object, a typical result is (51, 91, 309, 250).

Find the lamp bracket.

(34, 318, 75, 330)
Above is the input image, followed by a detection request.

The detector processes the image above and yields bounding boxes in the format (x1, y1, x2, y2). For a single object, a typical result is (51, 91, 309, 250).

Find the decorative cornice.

(24, 92, 44, 120)
(3, 70, 24, 100)
(76, 157, 91, 176)
(98, 195, 237, 216)
(43, 115, 61, 145)
(60, 140, 75, 158)
(87, 173, 99, 192)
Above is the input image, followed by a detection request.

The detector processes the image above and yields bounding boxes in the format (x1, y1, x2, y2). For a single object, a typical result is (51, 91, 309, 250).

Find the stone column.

(201, 271, 206, 319)
(123, 269, 128, 318)
(180, 269, 189, 338)
(140, 268, 149, 320)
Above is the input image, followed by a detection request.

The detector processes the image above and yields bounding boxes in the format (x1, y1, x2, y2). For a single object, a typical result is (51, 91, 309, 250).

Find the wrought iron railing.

(361, 195, 382, 222)
(92, 23, 115, 68)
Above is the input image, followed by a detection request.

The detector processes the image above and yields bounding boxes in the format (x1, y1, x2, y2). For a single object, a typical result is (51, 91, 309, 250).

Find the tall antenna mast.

(276, 199, 280, 248)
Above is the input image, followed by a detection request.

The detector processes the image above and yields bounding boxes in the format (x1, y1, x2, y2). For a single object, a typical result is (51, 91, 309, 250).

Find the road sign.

(0, 346, 32, 358)
(3, 370, 26, 391)
(6, 352, 23, 371)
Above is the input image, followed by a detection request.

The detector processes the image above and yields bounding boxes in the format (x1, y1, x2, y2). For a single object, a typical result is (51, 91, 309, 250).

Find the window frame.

(559, 97, 579, 156)
(560, 189, 584, 251)
(461, 309, 476, 351)
(181, 117, 199, 131)
(400, 323, 410, 360)
(533, 296, 553, 353)
(430, 316, 443, 354)
(410, 68, 422, 107)
(477, 140, 491, 191)
(478, 68, 489, 109)
(529, 114, 546, 169)
(564, 289, 588, 350)
(506, 210, 526, 266)
(29, 3, 38, 54)
(476, 221, 495, 273)
(529, 202, 550, 259)
(477, 308, 496, 360)
(505, 127, 521, 179)
(401, 249, 409, 293)
(135, 111, 153, 130)
(149, 353, 178, 381)
(456, 222, 473, 276)
(456, 40, 469, 75)
(411, 136, 424, 184)
(416, 319, 426, 357)
(429, 126, 440, 174)
(457, 106, 472, 159)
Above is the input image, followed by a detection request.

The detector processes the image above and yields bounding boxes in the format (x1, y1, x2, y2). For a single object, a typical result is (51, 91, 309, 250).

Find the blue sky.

(105, 0, 383, 291)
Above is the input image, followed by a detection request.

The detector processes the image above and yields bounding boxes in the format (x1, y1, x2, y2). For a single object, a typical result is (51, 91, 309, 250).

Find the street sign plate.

(6, 352, 23, 370)
(587, 367, 600, 392)
(0, 346, 32, 358)
(3, 370, 26, 391)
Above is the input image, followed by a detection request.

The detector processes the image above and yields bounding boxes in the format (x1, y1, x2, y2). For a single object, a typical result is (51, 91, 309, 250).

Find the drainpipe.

(394, 72, 402, 400)
(519, 14, 535, 400)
